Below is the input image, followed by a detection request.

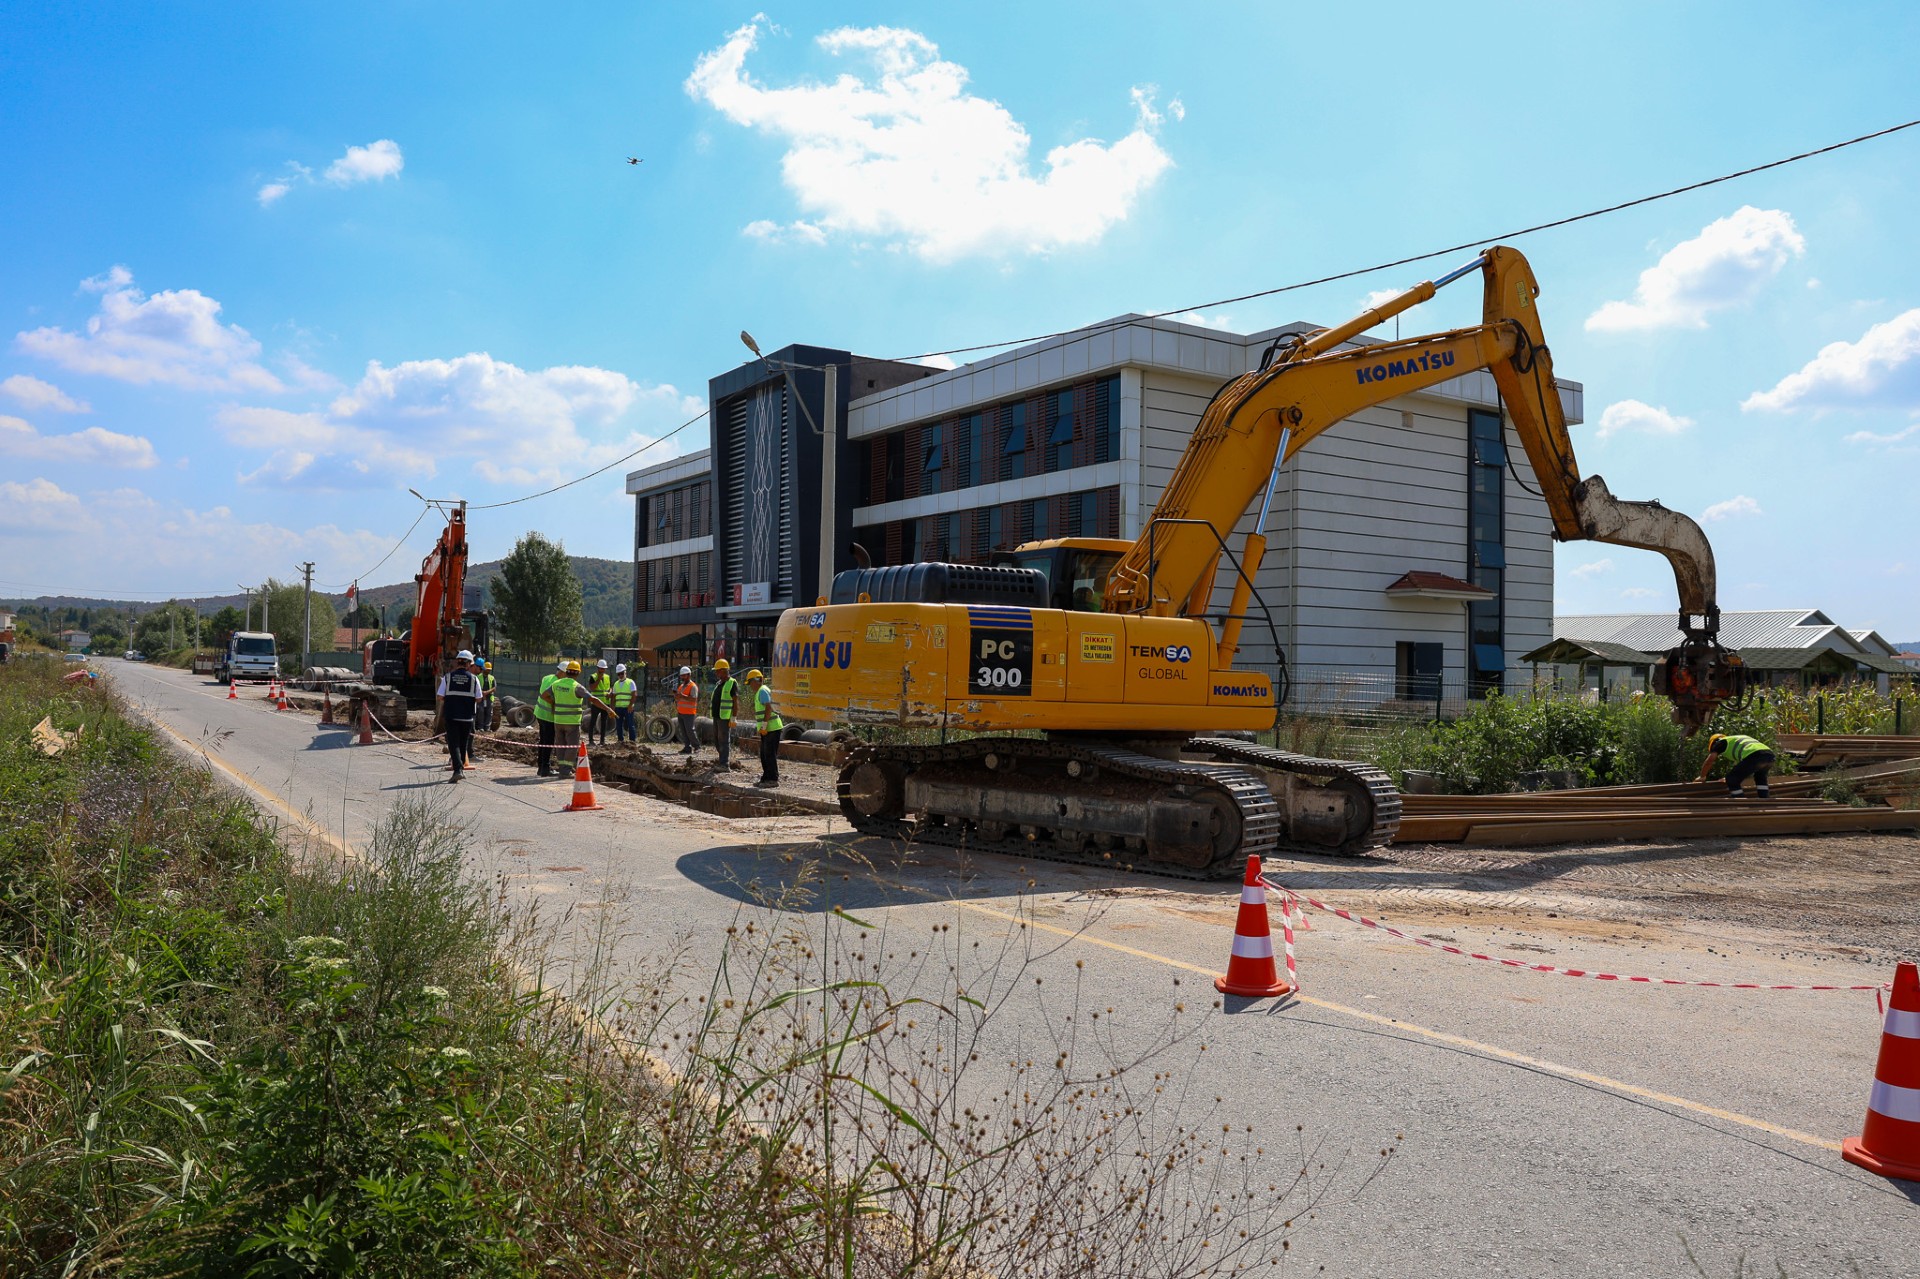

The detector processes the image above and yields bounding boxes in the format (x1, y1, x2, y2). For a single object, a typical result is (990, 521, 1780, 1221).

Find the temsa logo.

(1128, 644, 1192, 663)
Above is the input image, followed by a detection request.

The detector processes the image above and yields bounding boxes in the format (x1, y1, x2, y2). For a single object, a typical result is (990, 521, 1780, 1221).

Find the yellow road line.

(146, 715, 358, 862)
(934, 896, 1845, 1153)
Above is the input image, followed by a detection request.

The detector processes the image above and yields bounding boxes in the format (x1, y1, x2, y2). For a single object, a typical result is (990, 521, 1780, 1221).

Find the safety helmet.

(482, 660, 491, 669)
(568, 660, 582, 673)
(745, 668, 765, 681)
(455, 649, 474, 662)
(615, 662, 626, 673)
(597, 658, 608, 668)
(556, 660, 570, 672)
(1708, 733, 1727, 751)
(679, 665, 692, 676)
(713, 658, 730, 672)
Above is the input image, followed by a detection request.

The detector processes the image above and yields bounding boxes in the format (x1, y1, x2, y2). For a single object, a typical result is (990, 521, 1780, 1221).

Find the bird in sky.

(626, 157, 643, 165)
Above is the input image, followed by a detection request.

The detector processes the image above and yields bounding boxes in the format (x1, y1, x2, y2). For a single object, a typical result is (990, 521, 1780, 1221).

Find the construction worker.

(675, 664, 700, 754)
(588, 658, 613, 746)
(478, 659, 497, 730)
(1699, 732, 1776, 799)
(610, 663, 639, 743)
(746, 668, 782, 787)
(709, 658, 738, 770)
(540, 659, 615, 769)
(436, 650, 481, 782)
(534, 659, 568, 777)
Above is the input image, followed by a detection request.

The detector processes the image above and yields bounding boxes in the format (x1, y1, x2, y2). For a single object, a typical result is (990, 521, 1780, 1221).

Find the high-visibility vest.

(754, 685, 783, 734)
(611, 677, 637, 709)
(533, 673, 557, 723)
(591, 672, 611, 698)
(676, 679, 698, 715)
(479, 672, 495, 697)
(713, 677, 738, 721)
(549, 677, 585, 727)
(1721, 734, 1770, 764)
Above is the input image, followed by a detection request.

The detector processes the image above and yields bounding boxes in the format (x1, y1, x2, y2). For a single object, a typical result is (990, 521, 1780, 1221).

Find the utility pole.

(298, 562, 315, 671)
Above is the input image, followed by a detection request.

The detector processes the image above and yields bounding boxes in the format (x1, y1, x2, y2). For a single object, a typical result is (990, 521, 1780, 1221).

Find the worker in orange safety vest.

(675, 664, 700, 755)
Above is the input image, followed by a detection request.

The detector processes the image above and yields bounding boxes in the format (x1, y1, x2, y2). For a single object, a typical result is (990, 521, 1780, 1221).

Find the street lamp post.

(739, 332, 838, 603)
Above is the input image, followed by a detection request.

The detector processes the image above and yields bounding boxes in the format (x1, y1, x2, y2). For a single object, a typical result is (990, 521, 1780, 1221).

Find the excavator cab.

(991, 538, 1130, 613)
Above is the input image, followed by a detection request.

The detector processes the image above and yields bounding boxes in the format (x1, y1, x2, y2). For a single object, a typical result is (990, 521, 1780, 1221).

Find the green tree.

(206, 605, 246, 646)
(492, 533, 583, 659)
(132, 602, 200, 654)
(342, 601, 381, 629)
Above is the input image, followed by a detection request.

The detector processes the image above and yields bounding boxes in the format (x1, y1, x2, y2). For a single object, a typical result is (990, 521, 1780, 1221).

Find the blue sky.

(2, 3, 1917, 635)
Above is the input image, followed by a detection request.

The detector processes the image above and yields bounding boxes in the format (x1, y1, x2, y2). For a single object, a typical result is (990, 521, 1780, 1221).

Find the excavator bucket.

(1652, 639, 1748, 735)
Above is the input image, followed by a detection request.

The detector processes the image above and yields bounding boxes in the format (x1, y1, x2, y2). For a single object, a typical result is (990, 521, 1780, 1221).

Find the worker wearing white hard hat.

(587, 657, 614, 746)
(610, 662, 639, 744)
(436, 650, 481, 781)
(674, 664, 700, 755)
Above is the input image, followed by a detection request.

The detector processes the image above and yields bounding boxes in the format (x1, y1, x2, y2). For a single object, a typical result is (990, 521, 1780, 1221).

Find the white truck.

(218, 631, 279, 684)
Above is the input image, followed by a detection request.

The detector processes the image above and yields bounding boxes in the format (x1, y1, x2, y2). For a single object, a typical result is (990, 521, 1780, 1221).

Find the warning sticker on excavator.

(795, 674, 812, 698)
(1078, 634, 1115, 663)
(864, 623, 896, 643)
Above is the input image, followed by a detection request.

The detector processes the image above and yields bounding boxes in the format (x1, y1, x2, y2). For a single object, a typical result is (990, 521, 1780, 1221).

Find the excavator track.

(836, 735, 1396, 880)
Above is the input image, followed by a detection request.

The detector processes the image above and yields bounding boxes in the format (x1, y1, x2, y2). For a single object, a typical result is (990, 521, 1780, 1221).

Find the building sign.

(733, 582, 771, 607)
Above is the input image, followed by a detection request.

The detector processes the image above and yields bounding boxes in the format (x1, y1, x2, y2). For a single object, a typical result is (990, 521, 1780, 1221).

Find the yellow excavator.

(771, 246, 1747, 876)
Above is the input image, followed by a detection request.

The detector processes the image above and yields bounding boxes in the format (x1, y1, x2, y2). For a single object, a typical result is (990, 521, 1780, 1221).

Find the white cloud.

(1844, 421, 1920, 447)
(0, 415, 159, 468)
(686, 17, 1174, 260)
(1586, 206, 1805, 332)
(257, 181, 292, 207)
(1594, 398, 1693, 440)
(216, 352, 704, 491)
(1166, 310, 1235, 331)
(1570, 558, 1614, 579)
(0, 477, 92, 531)
(1741, 309, 1920, 413)
(1702, 495, 1763, 522)
(324, 139, 405, 185)
(0, 374, 89, 413)
(15, 267, 285, 393)
(743, 218, 827, 246)
(1361, 288, 1426, 329)
(1620, 586, 1658, 599)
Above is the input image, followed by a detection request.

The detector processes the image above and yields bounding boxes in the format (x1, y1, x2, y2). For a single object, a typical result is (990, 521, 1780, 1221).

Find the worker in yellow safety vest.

(610, 663, 639, 743)
(533, 660, 568, 777)
(1698, 733, 1776, 799)
(588, 658, 614, 746)
(539, 660, 615, 771)
(675, 665, 700, 755)
(709, 658, 738, 770)
(746, 668, 782, 787)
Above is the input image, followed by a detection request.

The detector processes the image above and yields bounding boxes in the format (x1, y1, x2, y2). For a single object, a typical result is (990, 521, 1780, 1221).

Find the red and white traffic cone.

(320, 685, 335, 725)
(564, 740, 601, 811)
(275, 680, 290, 712)
(1842, 961, 1920, 1181)
(1214, 855, 1293, 999)
(226, 678, 239, 701)
(358, 700, 374, 745)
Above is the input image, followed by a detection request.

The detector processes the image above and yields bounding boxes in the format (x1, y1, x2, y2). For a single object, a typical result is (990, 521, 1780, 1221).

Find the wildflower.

(439, 1047, 472, 1061)
(420, 985, 450, 1002)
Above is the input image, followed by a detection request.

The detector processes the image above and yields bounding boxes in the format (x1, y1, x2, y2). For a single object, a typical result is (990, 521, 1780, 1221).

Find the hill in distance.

(3, 557, 636, 630)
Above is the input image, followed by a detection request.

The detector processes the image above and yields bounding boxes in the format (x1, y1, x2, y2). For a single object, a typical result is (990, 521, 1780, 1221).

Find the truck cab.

(989, 538, 1130, 613)
(220, 631, 278, 684)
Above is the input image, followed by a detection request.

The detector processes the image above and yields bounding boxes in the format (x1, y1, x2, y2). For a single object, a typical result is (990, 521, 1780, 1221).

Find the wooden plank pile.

(1777, 733, 1920, 767)
(1391, 758, 1920, 847)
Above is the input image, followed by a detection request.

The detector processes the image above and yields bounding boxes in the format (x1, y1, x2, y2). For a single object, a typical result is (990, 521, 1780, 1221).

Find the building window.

(1047, 389, 1074, 473)
(960, 413, 981, 488)
(1467, 408, 1504, 694)
(1031, 498, 1050, 541)
(1094, 375, 1117, 463)
(1069, 492, 1099, 537)
(1002, 403, 1026, 480)
(921, 423, 943, 495)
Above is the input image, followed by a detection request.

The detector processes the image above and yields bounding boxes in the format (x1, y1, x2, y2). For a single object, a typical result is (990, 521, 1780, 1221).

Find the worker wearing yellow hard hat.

(1698, 731, 1776, 799)
(710, 658, 738, 770)
(746, 668, 782, 787)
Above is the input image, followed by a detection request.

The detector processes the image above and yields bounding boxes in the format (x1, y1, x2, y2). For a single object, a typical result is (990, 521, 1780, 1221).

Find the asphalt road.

(109, 659, 1918, 1277)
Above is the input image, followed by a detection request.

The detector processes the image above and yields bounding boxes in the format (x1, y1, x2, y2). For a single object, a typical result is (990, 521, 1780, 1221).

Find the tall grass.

(0, 658, 1337, 1275)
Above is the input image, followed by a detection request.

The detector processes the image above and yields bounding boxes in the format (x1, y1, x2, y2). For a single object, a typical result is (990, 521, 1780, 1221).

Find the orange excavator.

(363, 502, 489, 706)
(771, 245, 1747, 876)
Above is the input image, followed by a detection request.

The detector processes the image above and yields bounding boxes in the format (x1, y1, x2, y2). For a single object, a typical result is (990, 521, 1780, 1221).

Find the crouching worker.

(1698, 732, 1775, 799)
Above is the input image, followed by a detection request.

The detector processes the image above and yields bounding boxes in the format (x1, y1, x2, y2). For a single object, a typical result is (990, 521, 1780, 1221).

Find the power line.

(320, 502, 432, 591)
(884, 115, 1920, 363)
(467, 407, 711, 509)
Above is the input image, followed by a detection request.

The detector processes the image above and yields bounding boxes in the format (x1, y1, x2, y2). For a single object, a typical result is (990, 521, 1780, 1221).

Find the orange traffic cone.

(1842, 961, 1920, 1181)
(358, 700, 374, 745)
(1215, 855, 1293, 998)
(226, 678, 239, 700)
(320, 686, 335, 725)
(275, 681, 290, 712)
(564, 739, 601, 811)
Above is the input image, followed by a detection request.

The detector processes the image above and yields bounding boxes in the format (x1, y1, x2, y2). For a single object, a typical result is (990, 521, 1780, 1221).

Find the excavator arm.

(1106, 245, 1743, 732)
(409, 502, 471, 683)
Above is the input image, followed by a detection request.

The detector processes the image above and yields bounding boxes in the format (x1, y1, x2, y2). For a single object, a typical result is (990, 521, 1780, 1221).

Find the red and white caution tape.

(1262, 875, 1892, 994)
